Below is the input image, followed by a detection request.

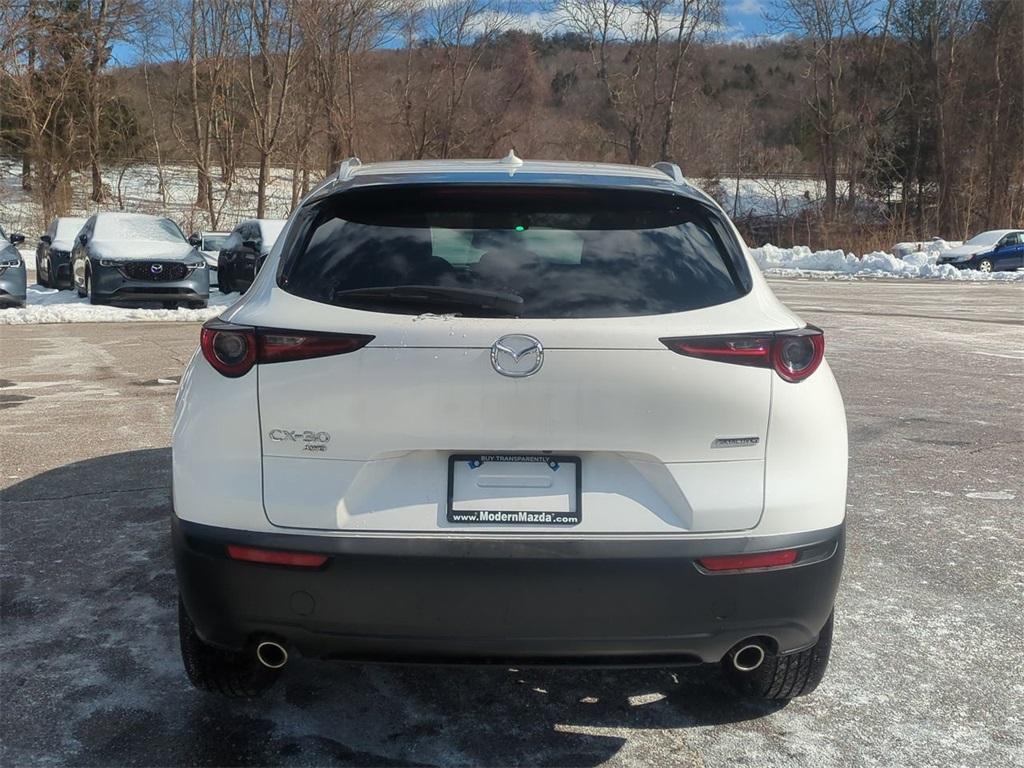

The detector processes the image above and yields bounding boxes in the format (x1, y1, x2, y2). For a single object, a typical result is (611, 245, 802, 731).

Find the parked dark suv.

(217, 219, 286, 294)
(37, 216, 87, 289)
(71, 213, 209, 307)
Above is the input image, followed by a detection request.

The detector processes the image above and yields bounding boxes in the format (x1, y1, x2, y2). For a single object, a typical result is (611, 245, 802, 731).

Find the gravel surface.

(1, 278, 1022, 767)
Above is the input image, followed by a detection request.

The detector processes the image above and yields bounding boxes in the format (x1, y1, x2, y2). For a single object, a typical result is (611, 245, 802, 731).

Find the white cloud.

(732, 0, 763, 15)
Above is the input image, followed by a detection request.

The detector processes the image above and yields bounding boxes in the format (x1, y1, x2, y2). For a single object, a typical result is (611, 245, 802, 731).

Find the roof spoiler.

(335, 157, 362, 182)
(651, 161, 684, 183)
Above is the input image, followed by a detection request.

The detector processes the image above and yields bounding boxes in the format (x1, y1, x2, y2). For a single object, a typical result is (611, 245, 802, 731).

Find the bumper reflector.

(227, 544, 328, 568)
(697, 549, 799, 572)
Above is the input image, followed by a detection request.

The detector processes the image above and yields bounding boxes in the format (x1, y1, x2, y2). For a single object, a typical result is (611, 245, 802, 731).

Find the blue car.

(0, 225, 27, 308)
(937, 229, 1024, 272)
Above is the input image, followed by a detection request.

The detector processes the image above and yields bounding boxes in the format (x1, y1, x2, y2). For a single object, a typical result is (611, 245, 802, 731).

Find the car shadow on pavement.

(1, 449, 786, 767)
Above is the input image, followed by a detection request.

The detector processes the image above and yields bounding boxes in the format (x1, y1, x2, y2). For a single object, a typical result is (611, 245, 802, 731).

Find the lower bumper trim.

(173, 517, 844, 665)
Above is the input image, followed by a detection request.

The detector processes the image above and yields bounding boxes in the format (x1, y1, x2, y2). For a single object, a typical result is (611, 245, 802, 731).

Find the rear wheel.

(724, 611, 834, 700)
(76, 269, 87, 298)
(38, 258, 50, 288)
(178, 597, 278, 698)
(978, 259, 994, 273)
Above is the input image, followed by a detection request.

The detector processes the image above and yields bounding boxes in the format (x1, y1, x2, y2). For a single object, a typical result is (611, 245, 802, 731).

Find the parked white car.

(172, 155, 848, 700)
(187, 231, 231, 288)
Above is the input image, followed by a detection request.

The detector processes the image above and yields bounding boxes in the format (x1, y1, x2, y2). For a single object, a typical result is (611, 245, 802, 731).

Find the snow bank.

(751, 244, 1024, 281)
(891, 239, 961, 257)
(0, 285, 235, 325)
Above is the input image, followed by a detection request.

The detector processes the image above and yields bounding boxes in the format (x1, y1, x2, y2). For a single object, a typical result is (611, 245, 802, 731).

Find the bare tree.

(1, 2, 89, 222)
(236, 0, 300, 217)
(557, 0, 721, 163)
(768, 0, 873, 220)
(82, 0, 143, 203)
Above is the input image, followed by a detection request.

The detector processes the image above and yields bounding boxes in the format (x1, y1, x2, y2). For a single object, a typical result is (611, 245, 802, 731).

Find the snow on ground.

(751, 244, 1024, 281)
(4, 242, 1020, 325)
(0, 283, 236, 325)
(700, 176, 853, 218)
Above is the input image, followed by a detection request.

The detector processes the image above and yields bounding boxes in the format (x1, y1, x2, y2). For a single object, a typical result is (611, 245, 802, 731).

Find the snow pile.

(0, 285, 236, 325)
(750, 244, 1024, 281)
(891, 239, 961, 257)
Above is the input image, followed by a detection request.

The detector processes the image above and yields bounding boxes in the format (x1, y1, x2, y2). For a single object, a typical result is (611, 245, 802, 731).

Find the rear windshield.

(202, 234, 229, 251)
(280, 185, 749, 318)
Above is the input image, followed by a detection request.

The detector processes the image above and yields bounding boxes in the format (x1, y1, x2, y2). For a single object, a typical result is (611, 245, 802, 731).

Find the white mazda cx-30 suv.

(172, 156, 847, 699)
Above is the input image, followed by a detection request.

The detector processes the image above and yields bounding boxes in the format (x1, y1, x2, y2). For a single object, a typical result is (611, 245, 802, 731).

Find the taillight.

(200, 319, 374, 377)
(201, 320, 256, 378)
(226, 544, 328, 568)
(259, 329, 374, 364)
(660, 327, 824, 382)
(697, 549, 799, 572)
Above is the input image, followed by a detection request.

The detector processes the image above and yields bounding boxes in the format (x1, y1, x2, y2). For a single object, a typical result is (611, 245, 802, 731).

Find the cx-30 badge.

(491, 334, 544, 378)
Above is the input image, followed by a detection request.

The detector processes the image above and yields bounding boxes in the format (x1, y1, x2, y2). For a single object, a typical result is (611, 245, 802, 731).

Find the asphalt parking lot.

(2, 278, 1022, 767)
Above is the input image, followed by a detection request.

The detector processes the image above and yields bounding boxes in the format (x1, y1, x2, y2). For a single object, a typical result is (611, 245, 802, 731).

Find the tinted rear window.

(281, 185, 749, 318)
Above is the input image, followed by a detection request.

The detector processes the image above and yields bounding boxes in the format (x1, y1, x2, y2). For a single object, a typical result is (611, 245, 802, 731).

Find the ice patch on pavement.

(0, 284, 235, 325)
(751, 244, 1024, 281)
(964, 490, 1016, 501)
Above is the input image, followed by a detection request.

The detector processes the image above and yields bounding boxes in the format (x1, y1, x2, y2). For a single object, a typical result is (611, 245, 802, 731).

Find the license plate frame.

(446, 453, 582, 526)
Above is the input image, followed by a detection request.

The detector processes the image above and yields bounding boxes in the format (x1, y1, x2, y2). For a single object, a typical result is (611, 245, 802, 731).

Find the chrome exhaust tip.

(732, 643, 766, 672)
(255, 640, 288, 669)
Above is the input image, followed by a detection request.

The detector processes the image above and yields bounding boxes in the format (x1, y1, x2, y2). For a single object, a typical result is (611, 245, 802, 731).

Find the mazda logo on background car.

(490, 334, 544, 377)
(150, 263, 163, 274)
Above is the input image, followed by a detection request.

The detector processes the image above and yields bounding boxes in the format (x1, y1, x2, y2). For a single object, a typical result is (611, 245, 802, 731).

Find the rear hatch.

(250, 183, 790, 534)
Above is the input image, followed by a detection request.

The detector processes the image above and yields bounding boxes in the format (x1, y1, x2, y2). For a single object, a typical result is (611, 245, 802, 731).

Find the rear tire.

(178, 597, 277, 698)
(76, 271, 87, 298)
(38, 260, 50, 288)
(724, 611, 834, 700)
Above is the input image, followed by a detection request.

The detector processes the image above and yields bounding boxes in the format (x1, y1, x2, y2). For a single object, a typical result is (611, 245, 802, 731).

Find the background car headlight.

(0, 258, 21, 268)
(99, 259, 124, 267)
(187, 261, 206, 269)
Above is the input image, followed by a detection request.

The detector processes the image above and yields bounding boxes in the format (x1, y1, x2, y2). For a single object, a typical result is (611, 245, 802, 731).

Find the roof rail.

(335, 157, 362, 182)
(651, 161, 684, 183)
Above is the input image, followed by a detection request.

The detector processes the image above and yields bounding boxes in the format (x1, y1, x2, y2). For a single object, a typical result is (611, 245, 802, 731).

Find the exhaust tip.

(256, 640, 288, 669)
(732, 643, 765, 672)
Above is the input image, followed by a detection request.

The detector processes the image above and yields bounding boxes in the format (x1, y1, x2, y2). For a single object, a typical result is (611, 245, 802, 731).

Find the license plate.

(447, 454, 582, 526)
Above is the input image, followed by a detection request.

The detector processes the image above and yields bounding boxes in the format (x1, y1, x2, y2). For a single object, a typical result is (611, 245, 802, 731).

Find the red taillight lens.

(226, 544, 328, 568)
(771, 330, 825, 382)
(201, 319, 374, 377)
(697, 549, 799, 572)
(258, 329, 374, 364)
(201, 321, 257, 378)
(662, 336, 772, 367)
(660, 327, 825, 383)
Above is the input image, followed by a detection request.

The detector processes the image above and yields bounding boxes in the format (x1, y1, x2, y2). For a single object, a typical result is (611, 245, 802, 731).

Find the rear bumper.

(173, 517, 844, 665)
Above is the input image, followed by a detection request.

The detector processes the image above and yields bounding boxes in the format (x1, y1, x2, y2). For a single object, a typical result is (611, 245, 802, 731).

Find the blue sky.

(112, 0, 772, 65)
(727, 0, 771, 38)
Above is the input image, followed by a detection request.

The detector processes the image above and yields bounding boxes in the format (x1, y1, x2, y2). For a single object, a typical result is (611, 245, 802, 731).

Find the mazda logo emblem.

(150, 263, 163, 274)
(491, 334, 544, 378)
